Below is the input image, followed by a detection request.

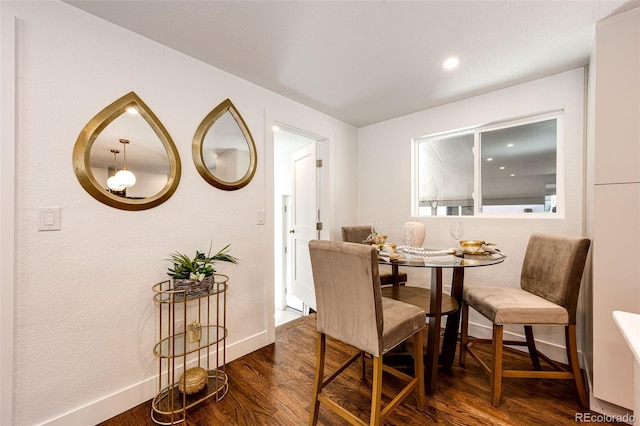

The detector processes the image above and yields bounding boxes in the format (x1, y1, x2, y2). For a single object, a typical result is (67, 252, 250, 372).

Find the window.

(414, 112, 561, 216)
(416, 132, 474, 216)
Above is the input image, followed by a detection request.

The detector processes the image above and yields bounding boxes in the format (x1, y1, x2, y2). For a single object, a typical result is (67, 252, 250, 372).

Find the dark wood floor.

(100, 314, 622, 425)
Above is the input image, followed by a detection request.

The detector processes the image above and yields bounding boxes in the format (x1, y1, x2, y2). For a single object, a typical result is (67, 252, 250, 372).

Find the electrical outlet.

(175, 320, 185, 334)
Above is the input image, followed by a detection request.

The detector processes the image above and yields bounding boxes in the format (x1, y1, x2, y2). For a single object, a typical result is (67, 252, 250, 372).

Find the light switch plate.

(256, 210, 265, 225)
(38, 206, 61, 231)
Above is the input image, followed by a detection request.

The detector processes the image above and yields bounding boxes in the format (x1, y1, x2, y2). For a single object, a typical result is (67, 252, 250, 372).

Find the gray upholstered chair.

(459, 233, 590, 407)
(308, 240, 426, 425)
(341, 225, 408, 286)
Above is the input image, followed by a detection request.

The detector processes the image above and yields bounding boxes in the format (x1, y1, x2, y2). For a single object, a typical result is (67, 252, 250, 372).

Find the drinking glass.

(371, 220, 382, 235)
(450, 222, 463, 245)
(401, 224, 414, 248)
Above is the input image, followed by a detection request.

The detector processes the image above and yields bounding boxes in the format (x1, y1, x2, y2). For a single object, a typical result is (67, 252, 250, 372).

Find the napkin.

(379, 245, 394, 255)
(378, 245, 403, 261)
(481, 244, 506, 257)
(379, 252, 403, 261)
(481, 244, 498, 253)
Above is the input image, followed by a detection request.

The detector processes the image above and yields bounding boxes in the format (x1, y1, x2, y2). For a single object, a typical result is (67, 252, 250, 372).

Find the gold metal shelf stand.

(151, 274, 228, 425)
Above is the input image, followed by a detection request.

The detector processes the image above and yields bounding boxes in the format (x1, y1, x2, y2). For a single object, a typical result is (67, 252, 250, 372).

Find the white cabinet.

(592, 184, 640, 409)
(593, 11, 640, 185)
(613, 311, 640, 425)
(590, 7, 640, 411)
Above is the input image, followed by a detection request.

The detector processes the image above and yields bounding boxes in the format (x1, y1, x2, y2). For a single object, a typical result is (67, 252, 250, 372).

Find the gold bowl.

(459, 240, 483, 253)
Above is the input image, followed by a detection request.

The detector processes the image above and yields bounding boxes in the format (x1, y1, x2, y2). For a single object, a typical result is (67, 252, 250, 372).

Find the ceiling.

(66, 0, 639, 128)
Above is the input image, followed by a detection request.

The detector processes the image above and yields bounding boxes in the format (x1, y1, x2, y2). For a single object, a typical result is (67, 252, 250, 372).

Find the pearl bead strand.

(398, 246, 455, 257)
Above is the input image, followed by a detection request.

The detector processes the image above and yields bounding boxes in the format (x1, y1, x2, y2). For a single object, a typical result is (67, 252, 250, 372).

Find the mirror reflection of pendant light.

(115, 138, 136, 188)
(107, 149, 125, 191)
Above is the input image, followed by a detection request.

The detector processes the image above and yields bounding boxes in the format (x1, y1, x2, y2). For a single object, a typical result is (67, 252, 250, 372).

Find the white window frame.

(412, 110, 564, 218)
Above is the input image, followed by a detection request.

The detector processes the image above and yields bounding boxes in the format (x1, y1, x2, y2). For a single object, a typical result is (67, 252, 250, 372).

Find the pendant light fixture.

(115, 138, 136, 188)
(107, 149, 125, 191)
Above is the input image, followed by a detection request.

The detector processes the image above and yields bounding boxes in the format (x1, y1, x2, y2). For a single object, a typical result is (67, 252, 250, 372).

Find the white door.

(291, 142, 319, 311)
(282, 195, 303, 311)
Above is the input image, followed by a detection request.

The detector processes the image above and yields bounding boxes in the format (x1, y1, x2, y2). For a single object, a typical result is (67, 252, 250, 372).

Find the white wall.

(0, 1, 358, 425)
(358, 68, 587, 360)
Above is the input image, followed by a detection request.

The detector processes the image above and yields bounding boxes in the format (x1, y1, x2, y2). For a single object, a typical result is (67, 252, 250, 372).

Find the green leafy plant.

(167, 243, 239, 281)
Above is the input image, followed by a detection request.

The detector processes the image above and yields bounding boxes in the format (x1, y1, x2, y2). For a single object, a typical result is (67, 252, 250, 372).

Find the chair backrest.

(341, 225, 372, 244)
(309, 240, 384, 356)
(521, 233, 591, 324)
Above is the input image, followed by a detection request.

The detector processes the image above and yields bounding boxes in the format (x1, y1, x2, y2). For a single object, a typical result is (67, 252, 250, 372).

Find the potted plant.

(167, 243, 239, 295)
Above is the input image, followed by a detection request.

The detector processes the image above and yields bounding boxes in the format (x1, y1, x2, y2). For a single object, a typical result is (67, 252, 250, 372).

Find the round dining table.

(380, 249, 506, 394)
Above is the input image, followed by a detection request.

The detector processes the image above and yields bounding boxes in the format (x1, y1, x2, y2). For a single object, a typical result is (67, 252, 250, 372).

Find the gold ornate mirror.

(73, 92, 181, 210)
(193, 99, 257, 190)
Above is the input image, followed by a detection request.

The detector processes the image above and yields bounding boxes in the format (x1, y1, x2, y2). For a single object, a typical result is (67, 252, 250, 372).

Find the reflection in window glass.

(480, 119, 557, 213)
(414, 113, 560, 216)
(416, 133, 474, 216)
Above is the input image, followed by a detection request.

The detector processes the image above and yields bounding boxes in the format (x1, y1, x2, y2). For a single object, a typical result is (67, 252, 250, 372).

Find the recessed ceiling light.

(507, 143, 514, 147)
(510, 174, 515, 177)
(442, 57, 460, 70)
(499, 166, 505, 170)
(486, 158, 493, 161)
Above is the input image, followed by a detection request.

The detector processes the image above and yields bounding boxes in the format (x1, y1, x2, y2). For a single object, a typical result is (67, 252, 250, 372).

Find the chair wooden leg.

(524, 325, 541, 370)
(459, 302, 469, 367)
(491, 325, 504, 407)
(566, 324, 589, 408)
(360, 351, 366, 380)
(309, 332, 326, 426)
(413, 330, 426, 411)
(370, 356, 383, 425)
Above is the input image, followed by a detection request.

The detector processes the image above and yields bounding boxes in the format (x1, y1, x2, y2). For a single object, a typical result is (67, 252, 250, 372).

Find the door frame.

(0, 13, 16, 425)
(265, 112, 330, 344)
(278, 194, 290, 311)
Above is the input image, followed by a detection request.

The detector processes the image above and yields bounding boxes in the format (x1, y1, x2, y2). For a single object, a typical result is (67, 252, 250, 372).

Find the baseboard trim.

(588, 394, 635, 421)
(40, 331, 270, 426)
